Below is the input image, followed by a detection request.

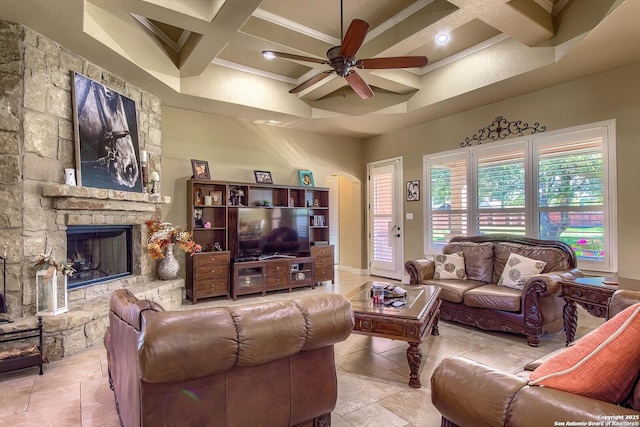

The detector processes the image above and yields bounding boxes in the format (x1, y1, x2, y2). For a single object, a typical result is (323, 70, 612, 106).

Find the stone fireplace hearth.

(0, 21, 181, 360)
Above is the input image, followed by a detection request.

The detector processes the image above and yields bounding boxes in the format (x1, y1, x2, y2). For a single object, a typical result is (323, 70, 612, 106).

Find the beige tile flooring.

(0, 270, 602, 427)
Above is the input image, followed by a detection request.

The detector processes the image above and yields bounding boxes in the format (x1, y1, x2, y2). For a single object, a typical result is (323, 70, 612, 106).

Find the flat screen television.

(235, 207, 310, 258)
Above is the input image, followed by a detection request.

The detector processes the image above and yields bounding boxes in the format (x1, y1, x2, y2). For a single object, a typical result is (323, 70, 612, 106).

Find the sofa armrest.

(432, 356, 528, 427)
(523, 268, 584, 297)
(405, 259, 435, 284)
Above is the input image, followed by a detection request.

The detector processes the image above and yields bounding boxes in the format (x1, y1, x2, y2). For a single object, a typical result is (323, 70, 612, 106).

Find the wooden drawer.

(265, 260, 289, 287)
(561, 283, 612, 306)
(315, 264, 333, 281)
(310, 245, 333, 258)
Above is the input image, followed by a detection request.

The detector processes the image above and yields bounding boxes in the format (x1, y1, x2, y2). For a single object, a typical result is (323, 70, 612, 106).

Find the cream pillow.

(433, 252, 466, 280)
(497, 253, 546, 289)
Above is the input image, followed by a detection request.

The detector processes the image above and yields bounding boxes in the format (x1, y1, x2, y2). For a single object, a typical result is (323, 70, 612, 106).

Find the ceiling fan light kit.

(261, 3, 427, 100)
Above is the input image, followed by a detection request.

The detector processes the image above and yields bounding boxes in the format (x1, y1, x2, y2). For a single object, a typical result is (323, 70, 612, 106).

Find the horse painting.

(72, 72, 143, 192)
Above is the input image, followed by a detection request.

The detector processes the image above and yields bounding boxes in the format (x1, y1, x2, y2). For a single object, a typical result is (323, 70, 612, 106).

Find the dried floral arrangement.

(145, 218, 200, 259)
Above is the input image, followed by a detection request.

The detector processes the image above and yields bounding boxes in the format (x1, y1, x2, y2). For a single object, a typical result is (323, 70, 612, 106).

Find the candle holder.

(150, 171, 160, 194)
(141, 150, 149, 193)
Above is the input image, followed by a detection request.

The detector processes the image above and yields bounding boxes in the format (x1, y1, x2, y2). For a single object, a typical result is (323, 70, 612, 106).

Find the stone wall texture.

(0, 20, 168, 360)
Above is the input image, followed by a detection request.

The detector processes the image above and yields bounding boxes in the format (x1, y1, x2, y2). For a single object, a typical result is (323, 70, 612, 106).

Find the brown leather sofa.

(103, 289, 354, 427)
(431, 289, 640, 427)
(405, 235, 582, 346)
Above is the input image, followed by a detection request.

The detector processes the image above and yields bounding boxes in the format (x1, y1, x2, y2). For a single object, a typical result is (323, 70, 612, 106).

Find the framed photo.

(299, 170, 315, 187)
(254, 170, 273, 184)
(191, 159, 211, 180)
(193, 187, 204, 205)
(194, 208, 204, 228)
(406, 180, 420, 201)
(71, 72, 143, 192)
(210, 190, 223, 206)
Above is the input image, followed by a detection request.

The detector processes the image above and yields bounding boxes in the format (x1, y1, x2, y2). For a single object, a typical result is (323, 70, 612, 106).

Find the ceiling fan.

(261, 1, 428, 99)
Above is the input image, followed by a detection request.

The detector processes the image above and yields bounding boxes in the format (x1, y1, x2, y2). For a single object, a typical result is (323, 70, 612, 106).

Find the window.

(424, 121, 616, 273)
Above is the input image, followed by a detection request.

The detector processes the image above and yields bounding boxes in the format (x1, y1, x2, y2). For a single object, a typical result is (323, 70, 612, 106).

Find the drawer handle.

(211, 270, 215, 273)
(575, 290, 582, 297)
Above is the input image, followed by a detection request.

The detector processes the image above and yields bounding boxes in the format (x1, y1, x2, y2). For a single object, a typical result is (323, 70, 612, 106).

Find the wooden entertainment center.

(185, 179, 334, 302)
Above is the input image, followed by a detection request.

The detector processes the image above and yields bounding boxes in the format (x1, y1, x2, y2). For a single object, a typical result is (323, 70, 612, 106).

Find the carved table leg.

(431, 311, 440, 336)
(407, 342, 423, 388)
(563, 299, 578, 346)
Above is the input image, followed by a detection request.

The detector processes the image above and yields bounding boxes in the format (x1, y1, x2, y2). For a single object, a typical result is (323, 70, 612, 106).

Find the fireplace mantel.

(42, 184, 171, 212)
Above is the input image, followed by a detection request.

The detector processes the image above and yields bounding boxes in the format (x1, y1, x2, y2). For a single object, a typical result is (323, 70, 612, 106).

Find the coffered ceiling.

(2, 0, 640, 137)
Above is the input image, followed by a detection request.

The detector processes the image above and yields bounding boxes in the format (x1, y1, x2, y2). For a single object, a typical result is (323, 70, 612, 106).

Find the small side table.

(559, 276, 640, 345)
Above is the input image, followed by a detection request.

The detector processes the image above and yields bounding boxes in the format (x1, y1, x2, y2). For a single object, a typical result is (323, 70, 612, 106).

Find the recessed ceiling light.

(435, 33, 450, 45)
(263, 51, 276, 60)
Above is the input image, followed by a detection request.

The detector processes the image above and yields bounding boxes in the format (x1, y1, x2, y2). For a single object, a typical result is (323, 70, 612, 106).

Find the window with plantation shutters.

(424, 120, 616, 273)
(534, 127, 611, 272)
(426, 152, 468, 252)
(475, 144, 526, 236)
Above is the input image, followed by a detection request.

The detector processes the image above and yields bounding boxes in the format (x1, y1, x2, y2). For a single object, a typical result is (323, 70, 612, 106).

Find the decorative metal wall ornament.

(460, 116, 547, 147)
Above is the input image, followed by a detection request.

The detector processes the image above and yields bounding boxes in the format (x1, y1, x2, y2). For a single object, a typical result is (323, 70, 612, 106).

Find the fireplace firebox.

(66, 225, 133, 289)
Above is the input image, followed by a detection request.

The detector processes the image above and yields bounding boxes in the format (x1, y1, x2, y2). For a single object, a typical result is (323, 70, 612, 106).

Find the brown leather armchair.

(104, 289, 354, 427)
(431, 289, 640, 427)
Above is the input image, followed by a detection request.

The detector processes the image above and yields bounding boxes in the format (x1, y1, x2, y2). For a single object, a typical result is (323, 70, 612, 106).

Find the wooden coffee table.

(346, 281, 441, 388)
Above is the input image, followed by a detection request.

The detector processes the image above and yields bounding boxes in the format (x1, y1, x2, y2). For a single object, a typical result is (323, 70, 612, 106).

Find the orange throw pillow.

(529, 302, 640, 403)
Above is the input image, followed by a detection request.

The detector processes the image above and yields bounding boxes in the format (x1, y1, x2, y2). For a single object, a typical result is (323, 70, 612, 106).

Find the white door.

(368, 158, 403, 279)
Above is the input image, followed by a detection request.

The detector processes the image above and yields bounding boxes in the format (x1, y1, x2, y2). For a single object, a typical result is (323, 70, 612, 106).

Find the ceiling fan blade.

(356, 56, 428, 69)
(262, 51, 328, 65)
(340, 19, 369, 58)
(344, 71, 373, 99)
(289, 70, 334, 94)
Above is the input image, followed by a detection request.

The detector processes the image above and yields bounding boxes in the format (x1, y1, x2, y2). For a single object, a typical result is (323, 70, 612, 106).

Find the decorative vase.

(157, 243, 179, 280)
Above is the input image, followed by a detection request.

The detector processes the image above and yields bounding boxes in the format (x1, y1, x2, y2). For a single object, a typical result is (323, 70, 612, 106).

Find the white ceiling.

(2, 0, 640, 138)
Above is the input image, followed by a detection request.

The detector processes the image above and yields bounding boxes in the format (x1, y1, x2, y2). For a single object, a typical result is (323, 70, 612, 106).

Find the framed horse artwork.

(71, 72, 144, 192)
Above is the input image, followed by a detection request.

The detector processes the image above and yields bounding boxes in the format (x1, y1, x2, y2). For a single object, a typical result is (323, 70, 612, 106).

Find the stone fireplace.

(0, 21, 183, 360)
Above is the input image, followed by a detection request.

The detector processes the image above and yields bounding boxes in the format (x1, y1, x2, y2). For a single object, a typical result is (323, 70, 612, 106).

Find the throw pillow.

(497, 253, 546, 289)
(529, 302, 640, 404)
(433, 252, 466, 280)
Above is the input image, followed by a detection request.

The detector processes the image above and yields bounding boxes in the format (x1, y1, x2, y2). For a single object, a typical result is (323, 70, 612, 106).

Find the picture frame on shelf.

(298, 170, 314, 187)
(191, 159, 211, 180)
(194, 208, 204, 228)
(210, 190, 223, 206)
(406, 180, 420, 201)
(254, 170, 273, 184)
(193, 187, 204, 205)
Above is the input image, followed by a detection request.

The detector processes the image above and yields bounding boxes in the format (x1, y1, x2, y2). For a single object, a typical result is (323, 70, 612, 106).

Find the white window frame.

(423, 120, 617, 273)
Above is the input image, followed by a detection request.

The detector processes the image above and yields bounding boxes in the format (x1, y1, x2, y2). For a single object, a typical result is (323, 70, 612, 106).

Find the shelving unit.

(186, 180, 230, 302)
(186, 179, 331, 303)
(306, 188, 330, 245)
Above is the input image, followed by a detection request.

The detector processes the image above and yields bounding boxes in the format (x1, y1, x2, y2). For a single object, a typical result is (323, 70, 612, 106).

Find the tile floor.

(0, 270, 602, 427)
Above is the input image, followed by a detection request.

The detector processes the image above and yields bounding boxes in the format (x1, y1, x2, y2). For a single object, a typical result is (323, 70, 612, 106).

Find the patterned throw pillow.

(497, 253, 546, 289)
(433, 252, 466, 280)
